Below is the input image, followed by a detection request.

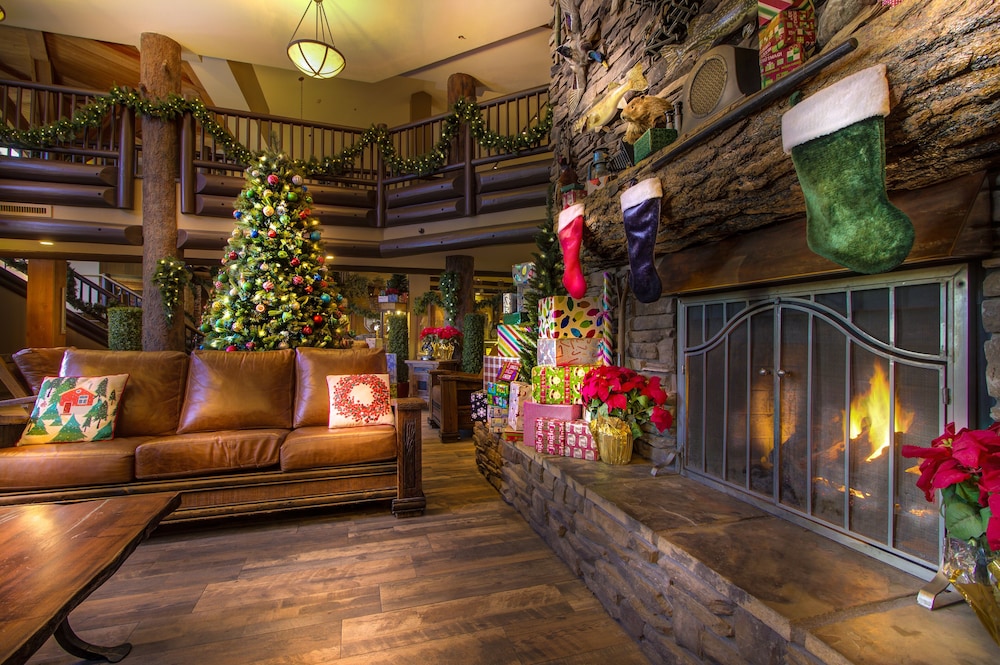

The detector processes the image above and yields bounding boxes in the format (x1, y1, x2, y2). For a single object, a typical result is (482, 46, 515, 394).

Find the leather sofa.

(0, 346, 425, 523)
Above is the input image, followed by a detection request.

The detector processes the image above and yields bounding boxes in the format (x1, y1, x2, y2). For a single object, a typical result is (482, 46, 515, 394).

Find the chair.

(427, 369, 482, 442)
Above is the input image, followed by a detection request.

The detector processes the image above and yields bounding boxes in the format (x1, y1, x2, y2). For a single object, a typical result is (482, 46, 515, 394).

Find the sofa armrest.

(391, 397, 425, 518)
(0, 396, 34, 448)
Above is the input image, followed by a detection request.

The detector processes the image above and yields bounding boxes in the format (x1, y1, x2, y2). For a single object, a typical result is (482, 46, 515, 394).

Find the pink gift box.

(564, 419, 599, 461)
(522, 400, 582, 450)
(533, 417, 567, 455)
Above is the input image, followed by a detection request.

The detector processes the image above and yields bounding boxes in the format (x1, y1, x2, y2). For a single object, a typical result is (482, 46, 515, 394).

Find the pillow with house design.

(20, 374, 129, 444)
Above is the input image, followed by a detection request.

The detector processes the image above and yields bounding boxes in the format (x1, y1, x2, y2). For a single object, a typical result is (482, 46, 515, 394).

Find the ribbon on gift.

(596, 271, 614, 365)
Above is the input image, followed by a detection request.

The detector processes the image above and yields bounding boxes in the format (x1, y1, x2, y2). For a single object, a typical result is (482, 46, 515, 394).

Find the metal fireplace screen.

(679, 267, 971, 571)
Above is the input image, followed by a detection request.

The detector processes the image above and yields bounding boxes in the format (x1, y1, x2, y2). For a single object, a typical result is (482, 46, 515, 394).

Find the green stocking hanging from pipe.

(781, 64, 914, 274)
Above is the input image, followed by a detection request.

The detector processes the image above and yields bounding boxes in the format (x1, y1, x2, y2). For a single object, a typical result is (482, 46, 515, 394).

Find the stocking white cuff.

(558, 203, 585, 232)
(620, 178, 662, 211)
(781, 64, 890, 154)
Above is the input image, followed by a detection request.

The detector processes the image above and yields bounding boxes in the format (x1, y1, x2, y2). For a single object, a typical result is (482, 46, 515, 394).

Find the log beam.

(581, 0, 1000, 268)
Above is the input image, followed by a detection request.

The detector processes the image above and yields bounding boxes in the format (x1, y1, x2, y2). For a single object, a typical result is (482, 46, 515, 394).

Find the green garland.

(413, 290, 441, 315)
(0, 86, 552, 179)
(439, 271, 460, 325)
(151, 256, 189, 324)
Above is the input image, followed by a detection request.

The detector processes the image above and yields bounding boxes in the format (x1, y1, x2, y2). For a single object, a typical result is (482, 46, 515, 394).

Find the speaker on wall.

(680, 45, 761, 136)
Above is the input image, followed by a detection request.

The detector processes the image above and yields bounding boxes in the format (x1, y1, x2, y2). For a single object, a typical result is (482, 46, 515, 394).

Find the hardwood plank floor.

(23, 420, 652, 665)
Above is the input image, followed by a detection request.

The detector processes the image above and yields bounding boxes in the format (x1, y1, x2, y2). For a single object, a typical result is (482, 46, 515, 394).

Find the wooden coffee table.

(0, 493, 180, 665)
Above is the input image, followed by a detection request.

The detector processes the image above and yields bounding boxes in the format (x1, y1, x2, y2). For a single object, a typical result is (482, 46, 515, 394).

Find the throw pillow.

(20, 374, 129, 444)
(327, 374, 393, 428)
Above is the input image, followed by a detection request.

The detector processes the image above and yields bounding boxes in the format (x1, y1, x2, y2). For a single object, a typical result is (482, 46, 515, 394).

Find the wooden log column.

(447, 73, 478, 168)
(26, 259, 66, 348)
(445, 255, 475, 330)
(139, 32, 184, 351)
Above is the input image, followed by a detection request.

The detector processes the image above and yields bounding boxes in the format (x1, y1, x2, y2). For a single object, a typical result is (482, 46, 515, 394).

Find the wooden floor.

(25, 419, 651, 665)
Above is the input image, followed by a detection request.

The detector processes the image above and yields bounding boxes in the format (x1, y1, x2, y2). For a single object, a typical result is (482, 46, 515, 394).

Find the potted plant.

(386, 312, 409, 397)
(107, 306, 142, 350)
(580, 366, 672, 464)
(419, 326, 462, 360)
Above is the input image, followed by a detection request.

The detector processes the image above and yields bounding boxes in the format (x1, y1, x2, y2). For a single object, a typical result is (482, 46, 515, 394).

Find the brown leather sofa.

(427, 368, 482, 442)
(0, 346, 425, 523)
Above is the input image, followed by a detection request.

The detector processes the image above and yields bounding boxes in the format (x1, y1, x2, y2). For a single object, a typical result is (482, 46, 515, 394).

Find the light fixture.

(287, 0, 346, 79)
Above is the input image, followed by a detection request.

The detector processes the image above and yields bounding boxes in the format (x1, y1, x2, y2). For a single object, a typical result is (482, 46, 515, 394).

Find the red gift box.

(563, 419, 599, 461)
(534, 417, 567, 455)
(522, 401, 582, 450)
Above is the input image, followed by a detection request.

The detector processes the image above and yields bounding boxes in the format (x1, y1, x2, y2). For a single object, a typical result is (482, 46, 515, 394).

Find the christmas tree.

(200, 152, 350, 351)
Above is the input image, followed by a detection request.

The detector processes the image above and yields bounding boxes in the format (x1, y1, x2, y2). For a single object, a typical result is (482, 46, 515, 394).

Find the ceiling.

(0, 0, 556, 274)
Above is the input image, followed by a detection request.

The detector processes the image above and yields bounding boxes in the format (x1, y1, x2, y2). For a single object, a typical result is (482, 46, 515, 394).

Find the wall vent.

(0, 202, 53, 217)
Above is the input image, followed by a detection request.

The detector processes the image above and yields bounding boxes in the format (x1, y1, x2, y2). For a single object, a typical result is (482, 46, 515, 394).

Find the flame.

(848, 363, 914, 462)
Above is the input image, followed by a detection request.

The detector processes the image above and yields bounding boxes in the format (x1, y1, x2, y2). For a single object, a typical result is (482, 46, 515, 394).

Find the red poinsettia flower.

(581, 366, 672, 438)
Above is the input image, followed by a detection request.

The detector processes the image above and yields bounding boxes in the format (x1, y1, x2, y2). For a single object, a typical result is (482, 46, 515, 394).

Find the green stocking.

(782, 65, 914, 274)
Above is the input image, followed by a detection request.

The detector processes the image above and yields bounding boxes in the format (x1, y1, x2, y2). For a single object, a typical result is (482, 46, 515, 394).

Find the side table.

(404, 359, 459, 403)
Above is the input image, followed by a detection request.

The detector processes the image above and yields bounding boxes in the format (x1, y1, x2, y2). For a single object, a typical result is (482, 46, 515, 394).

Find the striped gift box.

(497, 324, 533, 357)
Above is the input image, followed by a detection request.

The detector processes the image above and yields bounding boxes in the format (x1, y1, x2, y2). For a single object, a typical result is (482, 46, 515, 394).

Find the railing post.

(180, 112, 195, 215)
(116, 105, 135, 209)
(376, 123, 387, 228)
(463, 122, 475, 217)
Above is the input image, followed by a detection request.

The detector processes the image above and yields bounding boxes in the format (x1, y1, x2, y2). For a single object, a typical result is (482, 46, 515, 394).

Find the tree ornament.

(268, 229, 277, 238)
(291, 257, 301, 267)
(303, 326, 313, 334)
(313, 314, 324, 324)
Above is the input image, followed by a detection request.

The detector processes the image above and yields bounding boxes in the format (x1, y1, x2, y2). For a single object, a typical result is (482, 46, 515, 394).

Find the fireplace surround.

(678, 265, 977, 575)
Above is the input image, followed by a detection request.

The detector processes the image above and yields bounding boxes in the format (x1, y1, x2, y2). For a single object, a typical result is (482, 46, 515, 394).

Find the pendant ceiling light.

(287, 0, 346, 79)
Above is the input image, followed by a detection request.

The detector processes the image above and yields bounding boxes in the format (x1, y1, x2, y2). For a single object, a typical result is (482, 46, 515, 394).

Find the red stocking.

(558, 203, 586, 298)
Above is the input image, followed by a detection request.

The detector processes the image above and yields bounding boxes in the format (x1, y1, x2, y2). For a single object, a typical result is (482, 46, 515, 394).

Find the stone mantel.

(576, 0, 1000, 269)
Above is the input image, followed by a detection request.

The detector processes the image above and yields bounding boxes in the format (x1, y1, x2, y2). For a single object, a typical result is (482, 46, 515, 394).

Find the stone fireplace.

(678, 265, 975, 575)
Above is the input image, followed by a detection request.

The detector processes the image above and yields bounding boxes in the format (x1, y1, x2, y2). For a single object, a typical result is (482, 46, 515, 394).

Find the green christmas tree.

(200, 152, 351, 351)
(53, 414, 85, 442)
(518, 187, 564, 381)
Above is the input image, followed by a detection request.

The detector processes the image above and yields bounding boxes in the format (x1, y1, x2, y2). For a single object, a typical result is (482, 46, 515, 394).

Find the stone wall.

(979, 173, 1000, 420)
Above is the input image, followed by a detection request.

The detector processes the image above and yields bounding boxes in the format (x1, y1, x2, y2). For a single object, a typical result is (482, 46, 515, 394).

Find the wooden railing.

(1, 79, 549, 226)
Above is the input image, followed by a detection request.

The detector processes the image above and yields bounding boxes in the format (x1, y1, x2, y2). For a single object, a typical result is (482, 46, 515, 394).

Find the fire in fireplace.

(678, 265, 977, 573)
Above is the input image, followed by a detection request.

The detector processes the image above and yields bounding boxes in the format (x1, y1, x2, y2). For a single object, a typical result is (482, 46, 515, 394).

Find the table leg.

(53, 617, 132, 663)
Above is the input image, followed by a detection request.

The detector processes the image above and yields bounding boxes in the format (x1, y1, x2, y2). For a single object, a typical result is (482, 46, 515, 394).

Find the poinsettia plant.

(901, 422, 1000, 552)
(581, 365, 672, 439)
(419, 326, 462, 341)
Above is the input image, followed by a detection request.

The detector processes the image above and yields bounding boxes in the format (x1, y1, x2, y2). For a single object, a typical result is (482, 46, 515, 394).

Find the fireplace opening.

(678, 265, 976, 574)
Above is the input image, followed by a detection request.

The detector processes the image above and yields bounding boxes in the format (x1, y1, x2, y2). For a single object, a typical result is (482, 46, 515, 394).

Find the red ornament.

(245, 341, 255, 350)
(318, 280, 327, 288)
(290, 257, 301, 267)
(228, 251, 238, 260)
(299, 210, 310, 220)
(317, 256, 325, 264)
(312, 314, 324, 324)
(304, 285, 313, 293)
(225, 345, 236, 352)
(267, 229, 277, 238)
(302, 325, 313, 334)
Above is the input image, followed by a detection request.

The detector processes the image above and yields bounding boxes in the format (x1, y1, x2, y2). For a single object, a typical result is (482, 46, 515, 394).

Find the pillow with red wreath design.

(326, 374, 394, 428)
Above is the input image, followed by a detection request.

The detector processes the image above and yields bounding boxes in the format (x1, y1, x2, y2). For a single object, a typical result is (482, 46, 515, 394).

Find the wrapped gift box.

(758, 0, 808, 25)
(633, 128, 678, 163)
(377, 294, 400, 303)
(471, 391, 489, 423)
(531, 364, 596, 405)
(506, 381, 532, 431)
(385, 353, 397, 384)
(496, 359, 520, 382)
(487, 404, 509, 433)
(503, 312, 529, 325)
(497, 323, 534, 357)
(483, 355, 519, 388)
(758, 2, 815, 53)
(512, 262, 536, 285)
(538, 296, 602, 339)
(537, 338, 601, 367)
(485, 381, 510, 408)
(522, 401, 582, 450)
(564, 419, 599, 461)
(761, 45, 807, 87)
(501, 427, 523, 444)
(502, 292, 519, 314)
(534, 417, 568, 455)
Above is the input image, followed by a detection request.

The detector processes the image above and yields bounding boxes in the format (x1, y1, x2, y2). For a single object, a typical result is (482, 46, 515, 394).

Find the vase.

(589, 416, 633, 465)
(943, 536, 1000, 647)
(433, 340, 455, 360)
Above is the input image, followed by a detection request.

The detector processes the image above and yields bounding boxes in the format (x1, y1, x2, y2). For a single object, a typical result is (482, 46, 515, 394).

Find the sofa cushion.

(280, 425, 396, 471)
(20, 374, 129, 444)
(177, 350, 295, 433)
(0, 437, 147, 490)
(134, 429, 286, 480)
(11, 347, 70, 394)
(294, 347, 388, 428)
(61, 349, 189, 437)
(327, 374, 394, 428)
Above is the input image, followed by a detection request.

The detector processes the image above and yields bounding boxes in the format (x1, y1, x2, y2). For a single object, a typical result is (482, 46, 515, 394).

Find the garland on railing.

(0, 85, 552, 178)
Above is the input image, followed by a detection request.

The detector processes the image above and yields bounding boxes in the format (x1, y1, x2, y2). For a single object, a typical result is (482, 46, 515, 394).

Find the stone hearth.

(474, 426, 998, 664)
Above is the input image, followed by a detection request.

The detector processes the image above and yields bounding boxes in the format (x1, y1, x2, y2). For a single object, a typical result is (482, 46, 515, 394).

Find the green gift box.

(530, 364, 596, 405)
(633, 128, 678, 163)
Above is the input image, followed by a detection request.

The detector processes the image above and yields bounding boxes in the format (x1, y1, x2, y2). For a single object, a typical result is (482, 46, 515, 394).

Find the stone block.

(983, 270, 1000, 297)
(981, 297, 1000, 332)
(735, 606, 786, 665)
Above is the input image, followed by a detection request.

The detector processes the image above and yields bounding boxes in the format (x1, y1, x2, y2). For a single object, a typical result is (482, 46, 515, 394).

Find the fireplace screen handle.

(758, 368, 789, 377)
